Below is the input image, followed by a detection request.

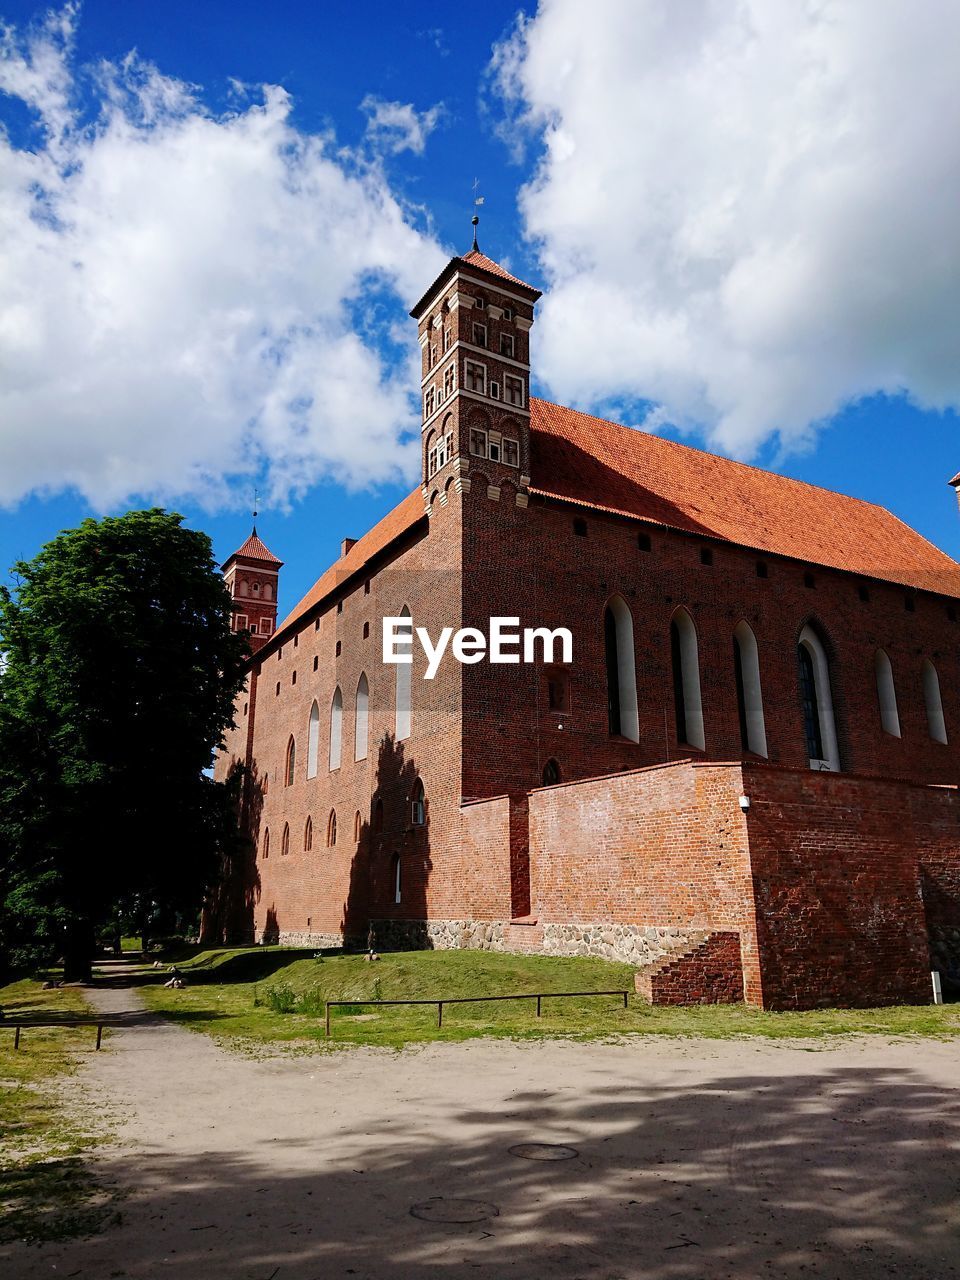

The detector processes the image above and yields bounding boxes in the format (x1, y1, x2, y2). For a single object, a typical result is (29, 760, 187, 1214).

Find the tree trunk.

(62, 916, 95, 982)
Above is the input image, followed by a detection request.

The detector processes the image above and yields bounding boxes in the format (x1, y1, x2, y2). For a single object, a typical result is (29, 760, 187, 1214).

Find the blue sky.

(1, 0, 958, 617)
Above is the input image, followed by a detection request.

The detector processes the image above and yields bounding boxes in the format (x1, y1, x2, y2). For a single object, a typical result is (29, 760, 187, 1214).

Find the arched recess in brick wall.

(733, 620, 768, 757)
(395, 607, 412, 741)
(670, 607, 705, 751)
(329, 687, 343, 771)
(327, 809, 337, 847)
(797, 623, 841, 770)
(542, 758, 561, 785)
(922, 659, 948, 744)
(284, 735, 296, 786)
(603, 594, 639, 742)
(355, 673, 369, 761)
(306, 700, 320, 778)
(875, 649, 901, 738)
(304, 815, 313, 852)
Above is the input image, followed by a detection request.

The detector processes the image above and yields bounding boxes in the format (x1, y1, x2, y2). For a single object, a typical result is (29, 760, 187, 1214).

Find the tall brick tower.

(410, 222, 541, 512)
(221, 527, 282, 653)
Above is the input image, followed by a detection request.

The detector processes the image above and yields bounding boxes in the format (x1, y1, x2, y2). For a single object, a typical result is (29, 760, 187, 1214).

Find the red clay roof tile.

(529, 398, 960, 597)
(224, 528, 282, 567)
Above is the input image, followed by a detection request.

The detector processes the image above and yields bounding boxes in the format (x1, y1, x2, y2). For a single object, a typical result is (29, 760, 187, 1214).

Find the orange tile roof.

(224, 527, 282, 567)
(529, 399, 960, 597)
(274, 488, 426, 639)
(459, 249, 540, 296)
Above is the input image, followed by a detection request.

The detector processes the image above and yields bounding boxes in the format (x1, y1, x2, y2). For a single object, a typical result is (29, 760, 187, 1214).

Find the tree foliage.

(0, 509, 248, 978)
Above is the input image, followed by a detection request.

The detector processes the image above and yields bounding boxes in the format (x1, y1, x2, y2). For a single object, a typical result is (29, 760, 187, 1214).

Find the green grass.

(139, 945, 960, 1050)
(0, 977, 112, 1243)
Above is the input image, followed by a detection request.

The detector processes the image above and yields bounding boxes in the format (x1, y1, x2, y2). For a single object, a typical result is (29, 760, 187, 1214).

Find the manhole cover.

(508, 1143, 579, 1161)
(410, 1198, 500, 1224)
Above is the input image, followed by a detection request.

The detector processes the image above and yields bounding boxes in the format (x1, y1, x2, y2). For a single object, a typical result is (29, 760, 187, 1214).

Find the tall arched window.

(327, 809, 337, 846)
(284, 736, 296, 786)
(373, 797, 384, 832)
(395, 606, 412, 741)
(733, 621, 767, 757)
(797, 624, 841, 770)
(354, 810, 362, 843)
(355, 673, 369, 761)
(329, 687, 343, 770)
(542, 758, 561, 786)
(670, 608, 705, 750)
(306, 700, 320, 778)
(304, 816, 313, 852)
(392, 853, 402, 904)
(603, 595, 639, 741)
(875, 650, 901, 737)
(923, 659, 948, 743)
(262, 828, 270, 860)
(281, 822, 290, 856)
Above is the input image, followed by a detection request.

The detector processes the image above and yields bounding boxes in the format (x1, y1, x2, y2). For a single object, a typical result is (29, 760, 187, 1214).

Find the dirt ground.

(3, 981, 960, 1280)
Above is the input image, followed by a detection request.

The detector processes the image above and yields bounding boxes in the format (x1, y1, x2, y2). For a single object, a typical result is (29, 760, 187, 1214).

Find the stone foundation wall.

(262, 929, 344, 950)
(372, 918, 506, 952)
(541, 923, 709, 967)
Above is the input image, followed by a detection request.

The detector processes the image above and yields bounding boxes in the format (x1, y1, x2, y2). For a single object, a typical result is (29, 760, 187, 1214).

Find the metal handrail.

(8, 1020, 105, 1051)
(324, 989, 629, 1037)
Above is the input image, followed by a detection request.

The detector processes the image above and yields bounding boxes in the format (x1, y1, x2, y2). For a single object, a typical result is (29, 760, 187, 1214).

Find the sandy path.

(3, 980, 960, 1280)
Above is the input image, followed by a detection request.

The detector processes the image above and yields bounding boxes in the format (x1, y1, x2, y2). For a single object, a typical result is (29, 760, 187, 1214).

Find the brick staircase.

(502, 915, 544, 953)
(634, 931, 743, 1005)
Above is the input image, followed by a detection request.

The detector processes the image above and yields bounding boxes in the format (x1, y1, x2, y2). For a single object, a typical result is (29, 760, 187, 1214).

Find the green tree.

(0, 509, 248, 980)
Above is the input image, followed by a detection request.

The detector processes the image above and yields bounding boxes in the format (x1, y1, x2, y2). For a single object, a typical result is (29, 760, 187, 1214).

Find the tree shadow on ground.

(2, 1063, 958, 1278)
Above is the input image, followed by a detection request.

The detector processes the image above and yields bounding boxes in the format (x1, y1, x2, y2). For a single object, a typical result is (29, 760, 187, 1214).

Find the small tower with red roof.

(222, 526, 283, 653)
(410, 218, 541, 513)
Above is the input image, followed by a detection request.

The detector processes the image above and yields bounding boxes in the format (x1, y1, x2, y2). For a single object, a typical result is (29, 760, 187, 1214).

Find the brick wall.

(743, 764, 938, 1008)
(212, 492, 467, 946)
(461, 490, 960, 802)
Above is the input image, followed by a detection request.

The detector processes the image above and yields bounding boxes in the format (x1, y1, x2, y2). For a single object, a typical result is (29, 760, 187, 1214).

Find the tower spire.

(471, 177, 484, 252)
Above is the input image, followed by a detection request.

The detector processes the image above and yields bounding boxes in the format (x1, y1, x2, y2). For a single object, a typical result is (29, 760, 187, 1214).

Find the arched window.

(875, 650, 901, 737)
(670, 608, 705, 750)
(797, 624, 841, 770)
(306, 701, 320, 778)
(733, 621, 767, 757)
(923, 659, 948, 743)
(373, 797, 384, 832)
(542, 758, 561, 786)
(355, 673, 369, 761)
(329, 687, 343, 770)
(281, 822, 290, 856)
(411, 778, 425, 826)
(354, 810, 362, 842)
(395, 606, 412, 741)
(327, 809, 337, 847)
(284, 736, 296, 786)
(392, 853, 402, 904)
(304, 816, 313, 852)
(603, 595, 639, 741)
(262, 828, 270, 860)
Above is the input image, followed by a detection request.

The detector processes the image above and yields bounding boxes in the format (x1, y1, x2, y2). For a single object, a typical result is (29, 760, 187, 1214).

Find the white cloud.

(361, 95, 444, 155)
(0, 8, 446, 510)
(491, 0, 960, 457)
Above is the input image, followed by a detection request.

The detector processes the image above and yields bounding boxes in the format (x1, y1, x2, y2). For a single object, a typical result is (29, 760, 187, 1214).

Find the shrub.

(264, 982, 297, 1014)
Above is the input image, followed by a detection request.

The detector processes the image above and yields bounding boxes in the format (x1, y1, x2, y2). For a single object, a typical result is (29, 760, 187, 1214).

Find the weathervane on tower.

(471, 177, 484, 251)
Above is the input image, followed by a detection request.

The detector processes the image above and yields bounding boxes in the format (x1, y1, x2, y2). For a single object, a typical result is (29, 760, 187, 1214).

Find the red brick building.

(209, 240, 960, 1009)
